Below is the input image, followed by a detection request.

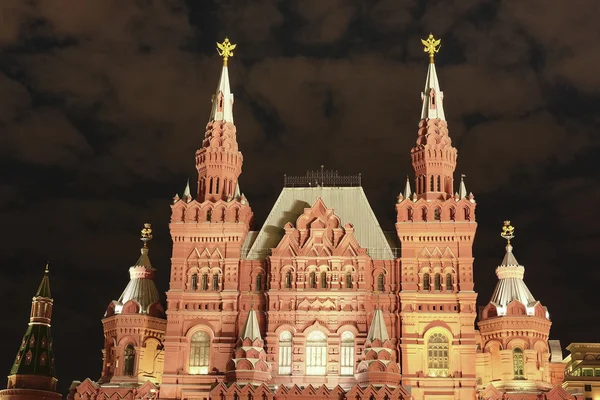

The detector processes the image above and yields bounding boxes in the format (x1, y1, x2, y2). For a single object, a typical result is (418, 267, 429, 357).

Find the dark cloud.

(0, 0, 599, 394)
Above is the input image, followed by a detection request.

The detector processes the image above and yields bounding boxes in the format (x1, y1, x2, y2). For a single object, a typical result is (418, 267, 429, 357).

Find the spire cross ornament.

(141, 223, 153, 248)
(45, 261, 49, 273)
(216, 37, 236, 66)
(421, 34, 441, 63)
(500, 220, 515, 244)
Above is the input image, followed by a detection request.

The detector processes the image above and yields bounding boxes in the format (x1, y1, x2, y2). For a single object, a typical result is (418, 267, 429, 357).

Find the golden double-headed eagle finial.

(141, 223, 153, 247)
(217, 37, 236, 66)
(421, 34, 441, 63)
(500, 220, 515, 243)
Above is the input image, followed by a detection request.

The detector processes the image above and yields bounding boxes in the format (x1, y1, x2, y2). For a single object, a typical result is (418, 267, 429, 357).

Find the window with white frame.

(278, 331, 292, 375)
(306, 331, 327, 375)
(189, 331, 210, 374)
(340, 331, 355, 375)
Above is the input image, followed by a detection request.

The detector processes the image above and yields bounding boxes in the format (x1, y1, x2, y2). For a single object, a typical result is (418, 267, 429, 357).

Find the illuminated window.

(190, 331, 210, 374)
(340, 331, 355, 375)
(377, 273, 385, 291)
(434, 273, 441, 290)
(423, 273, 430, 290)
(427, 333, 449, 377)
(124, 344, 135, 376)
(583, 368, 593, 377)
(306, 331, 327, 375)
(285, 271, 292, 288)
(445, 273, 453, 291)
(256, 274, 263, 291)
(309, 272, 316, 288)
(212, 274, 219, 291)
(345, 273, 352, 289)
(320, 272, 327, 288)
(278, 331, 292, 375)
(513, 348, 524, 379)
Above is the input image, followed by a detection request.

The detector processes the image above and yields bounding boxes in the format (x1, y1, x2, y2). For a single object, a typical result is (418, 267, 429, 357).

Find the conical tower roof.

(112, 224, 161, 316)
(420, 34, 445, 121)
(367, 308, 390, 342)
(489, 222, 539, 315)
(240, 308, 262, 341)
(209, 38, 235, 123)
(10, 265, 56, 380)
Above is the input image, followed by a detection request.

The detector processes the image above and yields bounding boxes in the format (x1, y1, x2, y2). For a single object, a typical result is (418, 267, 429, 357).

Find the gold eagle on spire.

(421, 34, 441, 63)
(500, 220, 514, 242)
(217, 37, 236, 66)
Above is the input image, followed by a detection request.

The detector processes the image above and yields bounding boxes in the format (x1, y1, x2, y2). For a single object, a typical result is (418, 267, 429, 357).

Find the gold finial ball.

(216, 37, 237, 66)
(421, 33, 441, 63)
(500, 220, 515, 241)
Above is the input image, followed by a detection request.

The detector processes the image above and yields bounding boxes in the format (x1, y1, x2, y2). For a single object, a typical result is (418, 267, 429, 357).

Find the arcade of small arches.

(173, 203, 243, 224)
(271, 265, 388, 292)
(419, 269, 456, 292)
(404, 203, 473, 222)
(198, 176, 237, 199)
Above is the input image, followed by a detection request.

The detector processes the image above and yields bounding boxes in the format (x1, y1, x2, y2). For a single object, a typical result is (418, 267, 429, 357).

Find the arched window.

(434, 273, 441, 291)
(407, 207, 413, 221)
(377, 273, 385, 292)
(285, 271, 292, 289)
(215, 178, 220, 194)
(309, 272, 316, 289)
(449, 207, 456, 221)
(430, 175, 434, 191)
(427, 333, 449, 377)
(306, 331, 327, 375)
(422, 207, 428, 221)
(191, 273, 198, 291)
(464, 207, 470, 221)
(445, 273, 453, 291)
(278, 331, 292, 375)
(320, 272, 327, 289)
(123, 344, 135, 376)
(423, 273, 430, 290)
(345, 273, 352, 289)
(255, 274, 263, 291)
(340, 331, 355, 375)
(212, 274, 219, 291)
(434, 208, 441, 221)
(201, 274, 208, 291)
(437, 175, 441, 191)
(209, 177, 213, 194)
(207, 209, 212, 222)
(513, 348, 524, 379)
(189, 331, 210, 374)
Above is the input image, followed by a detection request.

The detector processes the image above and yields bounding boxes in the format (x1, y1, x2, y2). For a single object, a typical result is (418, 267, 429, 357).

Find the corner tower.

(476, 222, 568, 397)
(396, 34, 478, 399)
(0, 265, 61, 400)
(161, 38, 254, 400)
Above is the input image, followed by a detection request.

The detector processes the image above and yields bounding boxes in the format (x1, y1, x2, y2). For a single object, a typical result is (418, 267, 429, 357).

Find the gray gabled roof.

(244, 186, 394, 260)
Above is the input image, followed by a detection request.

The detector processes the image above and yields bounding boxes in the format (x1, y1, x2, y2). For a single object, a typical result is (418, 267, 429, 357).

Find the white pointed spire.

(234, 181, 241, 199)
(240, 308, 262, 341)
(420, 34, 445, 121)
(366, 308, 390, 342)
(403, 176, 412, 199)
(182, 179, 191, 202)
(458, 174, 467, 199)
(210, 38, 236, 123)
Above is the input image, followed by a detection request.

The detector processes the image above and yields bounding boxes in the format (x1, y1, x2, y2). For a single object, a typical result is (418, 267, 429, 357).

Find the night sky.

(1, 0, 598, 395)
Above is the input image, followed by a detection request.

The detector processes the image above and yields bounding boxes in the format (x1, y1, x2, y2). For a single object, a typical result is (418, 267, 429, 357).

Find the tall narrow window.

(209, 177, 213, 194)
(278, 331, 292, 375)
(190, 331, 210, 374)
(207, 209, 212, 222)
(434, 208, 441, 221)
(434, 274, 441, 291)
(306, 331, 327, 375)
(377, 274, 385, 292)
(422, 207, 428, 221)
(256, 274, 263, 291)
(345, 273, 352, 289)
(464, 207, 470, 221)
(430, 175, 434, 191)
(191, 273, 198, 291)
(423, 273, 431, 290)
(340, 331, 355, 375)
(427, 333, 449, 377)
(212, 274, 219, 291)
(201, 274, 208, 291)
(124, 344, 135, 376)
(437, 176, 441, 191)
(445, 273, 453, 291)
(320, 272, 327, 289)
(449, 207, 456, 221)
(285, 271, 292, 289)
(309, 272, 316, 288)
(513, 348, 524, 379)
(215, 178, 220, 194)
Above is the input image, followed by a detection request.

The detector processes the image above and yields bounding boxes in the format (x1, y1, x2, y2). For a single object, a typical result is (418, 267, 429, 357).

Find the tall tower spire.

(412, 34, 456, 201)
(196, 37, 243, 202)
(5, 264, 58, 395)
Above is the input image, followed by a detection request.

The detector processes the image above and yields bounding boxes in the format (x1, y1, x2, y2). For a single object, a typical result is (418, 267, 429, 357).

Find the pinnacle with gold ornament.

(421, 34, 441, 63)
(141, 223, 153, 248)
(217, 37, 236, 66)
(500, 220, 515, 244)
